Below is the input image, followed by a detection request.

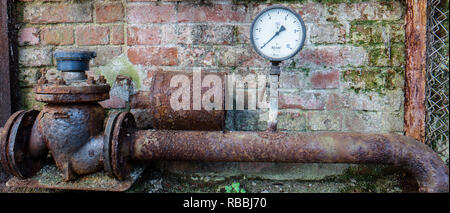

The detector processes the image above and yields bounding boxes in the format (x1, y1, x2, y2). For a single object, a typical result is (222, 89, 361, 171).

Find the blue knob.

(54, 51, 97, 72)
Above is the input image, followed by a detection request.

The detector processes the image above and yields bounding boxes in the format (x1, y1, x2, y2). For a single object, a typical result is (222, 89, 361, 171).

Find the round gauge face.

(250, 6, 306, 61)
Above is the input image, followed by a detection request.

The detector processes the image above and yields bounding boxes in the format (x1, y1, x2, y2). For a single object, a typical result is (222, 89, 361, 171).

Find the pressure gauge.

(250, 5, 306, 62)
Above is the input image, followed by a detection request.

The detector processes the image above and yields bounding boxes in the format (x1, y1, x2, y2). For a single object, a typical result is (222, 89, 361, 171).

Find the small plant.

(224, 182, 246, 193)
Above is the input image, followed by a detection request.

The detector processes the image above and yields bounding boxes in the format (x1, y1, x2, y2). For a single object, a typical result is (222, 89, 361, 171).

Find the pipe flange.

(110, 112, 136, 180)
(1, 110, 43, 178)
(103, 111, 120, 178)
(34, 82, 110, 104)
(6, 110, 43, 178)
(0, 110, 25, 176)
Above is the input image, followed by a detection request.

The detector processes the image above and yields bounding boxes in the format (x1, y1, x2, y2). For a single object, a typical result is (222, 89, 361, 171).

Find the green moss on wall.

(95, 55, 142, 89)
(343, 68, 404, 95)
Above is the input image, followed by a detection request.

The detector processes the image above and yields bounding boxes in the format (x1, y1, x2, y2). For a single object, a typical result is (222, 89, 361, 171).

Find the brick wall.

(16, 0, 405, 134)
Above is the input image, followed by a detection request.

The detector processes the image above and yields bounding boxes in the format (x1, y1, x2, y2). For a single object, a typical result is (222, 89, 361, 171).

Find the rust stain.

(149, 71, 226, 130)
(131, 130, 449, 193)
(404, 0, 427, 142)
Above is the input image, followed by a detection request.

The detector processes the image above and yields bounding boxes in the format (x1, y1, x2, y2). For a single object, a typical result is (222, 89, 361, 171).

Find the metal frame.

(0, 0, 18, 127)
(0, 0, 12, 126)
(250, 5, 307, 62)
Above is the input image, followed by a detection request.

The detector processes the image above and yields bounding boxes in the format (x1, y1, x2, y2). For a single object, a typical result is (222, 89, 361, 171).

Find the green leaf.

(240, 188, 246, 193)
(225, 186, 232, 193)
(231, 182, 240, 189)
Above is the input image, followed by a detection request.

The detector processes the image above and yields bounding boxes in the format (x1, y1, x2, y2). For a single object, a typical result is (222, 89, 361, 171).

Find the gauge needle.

(261, 25, 286, 49)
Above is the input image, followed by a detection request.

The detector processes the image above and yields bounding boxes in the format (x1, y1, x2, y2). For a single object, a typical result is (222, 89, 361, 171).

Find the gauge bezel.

(250, 5, 307, 62)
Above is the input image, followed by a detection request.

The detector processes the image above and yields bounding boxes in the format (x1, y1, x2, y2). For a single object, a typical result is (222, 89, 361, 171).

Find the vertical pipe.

(404, 0, 427, 142)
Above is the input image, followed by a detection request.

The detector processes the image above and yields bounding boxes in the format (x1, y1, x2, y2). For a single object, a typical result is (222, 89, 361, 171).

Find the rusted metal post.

(0, 0, 12, 126)
(404, 0, 428, 142)
(131, 130, 449, 192)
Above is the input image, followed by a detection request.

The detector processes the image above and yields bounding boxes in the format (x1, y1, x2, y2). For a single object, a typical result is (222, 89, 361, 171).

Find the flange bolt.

(98, 75, 107, 84)
(87, 76, 96, 85)
(55, 77, 66, 86)
(37, 69, 48, 85)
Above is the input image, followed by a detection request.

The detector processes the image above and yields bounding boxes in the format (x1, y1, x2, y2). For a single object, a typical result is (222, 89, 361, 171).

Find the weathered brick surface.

(76, 26, 110, 46)
(179, 46, 216, 67)
(41, 26, 74, 45)
(16, 0, 406, 136)
(22, 3, 92, 24)
(18, 68, 41, 88)
(18, 27, 40, 46)
(326, 1, 403, 21)
(95, 3, 124, 23)
(127, 4, 176, 24)
(127, 26, 160, 45)
(310, 69, 340, 89)
(111, 25, 125, 45)
(19, 47, 53, 67)
(297, 45, 368, 68)
(279, 92, 326, 110)
(178, 4, 247, 23)
(307, 111, 343, 131)
(277, 110, 307, 131)
(310, 24, 346, 44)
(128, 47, 178, 66)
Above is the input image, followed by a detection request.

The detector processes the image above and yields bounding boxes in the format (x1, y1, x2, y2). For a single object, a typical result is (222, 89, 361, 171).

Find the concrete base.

(6, 163, 145, 192)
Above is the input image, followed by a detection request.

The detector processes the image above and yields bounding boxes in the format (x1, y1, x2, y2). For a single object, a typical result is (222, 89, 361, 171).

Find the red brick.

(326, 93, 347, 110)
(95, 3, 124, 23)
(160, 24, 176, 44)
(297, 46, 367, 67)
(128, 47, 178, 66)
(218, 46, 267, 67)
(297, 3, 326, 23)
(111, 25, 124, 45)
(41, 26, 74, 45)
(310, 70, 340, 89)
(179, 46, 216, 67)
(18, 27, 40, 46)
(279, 92, 325, 110)
(76, 26, 110, 46)
(127, 4, 176, 24)
(178, 4, 246, 23)
(22, 3, 92, 24)
(127, 26, 160, 45)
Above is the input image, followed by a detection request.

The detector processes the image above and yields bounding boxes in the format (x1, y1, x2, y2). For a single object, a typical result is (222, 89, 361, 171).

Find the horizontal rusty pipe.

(131, 130, 449, 193)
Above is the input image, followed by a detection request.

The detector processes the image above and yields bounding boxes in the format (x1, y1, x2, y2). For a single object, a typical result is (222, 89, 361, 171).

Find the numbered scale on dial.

(250, 6, 306, 62)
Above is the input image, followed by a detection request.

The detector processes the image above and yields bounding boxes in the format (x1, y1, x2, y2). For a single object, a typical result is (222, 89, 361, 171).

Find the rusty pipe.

(131, 130, 449, 193)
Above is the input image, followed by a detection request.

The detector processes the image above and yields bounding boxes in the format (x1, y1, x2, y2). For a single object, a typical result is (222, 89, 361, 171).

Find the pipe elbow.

(392, 135, 449, 192)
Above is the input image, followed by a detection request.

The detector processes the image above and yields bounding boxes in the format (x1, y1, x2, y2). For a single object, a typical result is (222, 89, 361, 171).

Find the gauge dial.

(250, 6, 306, 61)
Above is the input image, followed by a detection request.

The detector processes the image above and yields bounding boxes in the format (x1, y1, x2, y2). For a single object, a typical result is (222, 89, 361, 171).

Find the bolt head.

(55, 78, 66, 86)
(98, 75, 107, 84)
(87, 76, 96, 85)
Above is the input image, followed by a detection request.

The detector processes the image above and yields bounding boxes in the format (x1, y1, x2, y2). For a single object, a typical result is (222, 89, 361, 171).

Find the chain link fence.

(426, 0, 449, 165)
